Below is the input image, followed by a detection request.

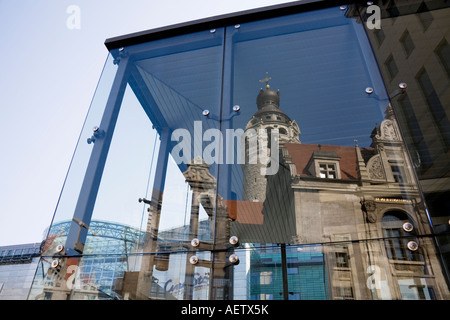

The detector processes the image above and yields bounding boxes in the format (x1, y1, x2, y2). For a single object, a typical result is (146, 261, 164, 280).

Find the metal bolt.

(365, 87, 374, 94)
(399, 82, 407, 89)
(189, 256, 199, 265)
(235, 24, 240, 29)
(210, 29, 216, 34)
(191, 238, 200, 247)
(56, 244, 64, 253)
(229, 254, 239, 264)
(233, 105, 240, 112)
(367, 1, 373, 5)
(51, 259, 60, 268)
(403, 222, 414, 232)
(340, 5, 347, 10)
(407, 241, 419, 251)
(202, 109, 210, 116)
(229, 236, 239, 246)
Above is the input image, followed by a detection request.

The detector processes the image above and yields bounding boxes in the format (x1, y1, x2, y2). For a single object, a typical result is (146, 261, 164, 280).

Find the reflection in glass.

(362, 0, 450, 294)
(29, 3, 450, 300)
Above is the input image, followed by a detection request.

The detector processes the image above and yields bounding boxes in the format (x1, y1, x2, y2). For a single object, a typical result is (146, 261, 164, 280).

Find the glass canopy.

(29, 1, 450, 301)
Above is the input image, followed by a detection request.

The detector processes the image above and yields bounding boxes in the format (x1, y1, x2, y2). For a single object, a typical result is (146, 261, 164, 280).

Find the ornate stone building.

(234, 83, 450, 300)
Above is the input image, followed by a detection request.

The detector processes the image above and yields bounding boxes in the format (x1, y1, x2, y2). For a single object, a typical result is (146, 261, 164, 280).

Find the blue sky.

(0, 0, 296, 246)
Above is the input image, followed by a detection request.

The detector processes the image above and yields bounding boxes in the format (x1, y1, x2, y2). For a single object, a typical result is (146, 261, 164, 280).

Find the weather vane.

(259, 72, 271, 88)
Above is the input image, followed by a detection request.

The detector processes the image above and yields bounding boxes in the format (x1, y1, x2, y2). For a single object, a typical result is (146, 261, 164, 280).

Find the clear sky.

(0, 0, 297, 246)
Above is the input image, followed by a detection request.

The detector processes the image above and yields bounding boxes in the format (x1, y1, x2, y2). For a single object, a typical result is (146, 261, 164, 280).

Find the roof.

(284, 142, 374, 180)
(104, 0, 337, 50)
(0, 243, 41, 265)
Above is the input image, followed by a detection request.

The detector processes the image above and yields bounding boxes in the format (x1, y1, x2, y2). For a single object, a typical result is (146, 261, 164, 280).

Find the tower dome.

(256, 86, 280, 109)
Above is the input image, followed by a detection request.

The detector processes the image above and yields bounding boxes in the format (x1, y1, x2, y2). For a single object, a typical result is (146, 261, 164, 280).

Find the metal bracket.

(87, 126, 105, 144)
(138, 197, 152, 205)
(389, 83, 407, 99)
(72, 217, 89, 253)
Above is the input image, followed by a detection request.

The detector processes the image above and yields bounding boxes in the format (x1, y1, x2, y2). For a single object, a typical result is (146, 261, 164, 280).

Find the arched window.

(279, 128, 287, 135)
(381, 211, 421, 261)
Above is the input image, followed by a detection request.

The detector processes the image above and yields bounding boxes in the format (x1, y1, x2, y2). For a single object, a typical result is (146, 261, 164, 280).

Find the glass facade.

(29, 1, 450, 300)
(0, 243, 41, 300)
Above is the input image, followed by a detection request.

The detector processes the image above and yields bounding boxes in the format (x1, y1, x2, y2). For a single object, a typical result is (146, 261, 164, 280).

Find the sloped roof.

(284, 142, 374, 180)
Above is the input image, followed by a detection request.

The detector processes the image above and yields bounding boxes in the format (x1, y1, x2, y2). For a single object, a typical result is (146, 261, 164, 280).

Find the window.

(289, 293, 301, 300)
(319, 163, 337, 179)
(390, 164, 407, 183)
(374, 29, 385, 47)
(260, 293, 273, 300)
(400, 30, 415, 57)
(287, 267, 298, 275)
(417, 2, 433, 31)
(335, 252, 350, 268)
(385, 55, 398, 79)
(382, 212, 421, 262)
(335, 284, 354, 300)
(435, 38, 450, 78)
(398, 94, 433, 171)
(416, 68, 450, 148)
(386, 1, 399, 18)
(260, 271, 273, 285)
(310, 151, 341, 179)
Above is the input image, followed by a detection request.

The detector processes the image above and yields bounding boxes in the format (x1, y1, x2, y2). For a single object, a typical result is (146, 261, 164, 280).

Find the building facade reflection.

(27, 1, 450, 300)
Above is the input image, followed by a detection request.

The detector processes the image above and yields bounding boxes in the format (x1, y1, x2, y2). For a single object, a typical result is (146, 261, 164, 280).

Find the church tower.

(242, 76, 301, 202)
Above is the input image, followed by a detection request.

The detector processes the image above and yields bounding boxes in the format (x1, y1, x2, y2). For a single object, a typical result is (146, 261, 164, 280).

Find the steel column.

(65, 56, 131, 256)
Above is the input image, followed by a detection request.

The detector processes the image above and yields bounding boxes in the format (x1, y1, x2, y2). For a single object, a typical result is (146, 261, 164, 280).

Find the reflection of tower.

(242, 79, 300, 202)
